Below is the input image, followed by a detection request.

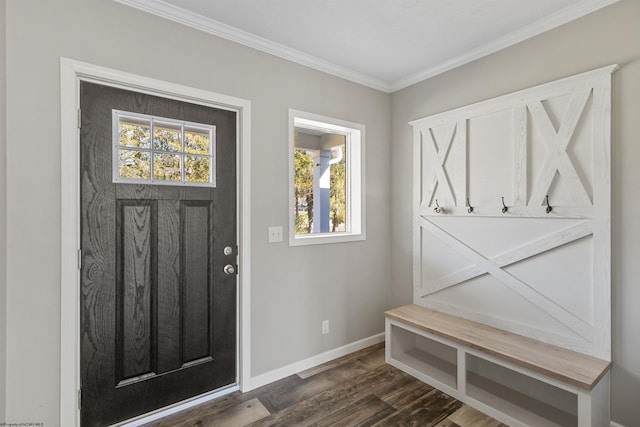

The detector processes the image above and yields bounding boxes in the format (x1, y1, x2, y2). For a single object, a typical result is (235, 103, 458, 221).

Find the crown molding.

(113, 0, 392, 92)
(390, 0, 620, 91)
(115, 0, 619, 94)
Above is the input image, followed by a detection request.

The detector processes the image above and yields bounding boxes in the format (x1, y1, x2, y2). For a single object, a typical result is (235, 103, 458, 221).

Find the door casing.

(60, 58, 252, 427)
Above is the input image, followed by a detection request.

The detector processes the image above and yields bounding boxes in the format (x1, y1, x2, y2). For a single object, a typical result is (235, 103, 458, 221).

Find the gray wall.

(0, 0, 6, 422)
(390, 0, 640, 424)
(4, 0, 390, 423)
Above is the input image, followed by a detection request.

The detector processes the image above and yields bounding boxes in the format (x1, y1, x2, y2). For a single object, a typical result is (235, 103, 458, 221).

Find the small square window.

(289, 110, 365, 246)
(112, 110, 215, 187)
(119, 149, 150, 180)
(153, 153, 181, 181)
(185, 155, 212, 183)
(184, 128, 211, 155)
(119, 119, 151, 149)
(153, 122, 182, 152)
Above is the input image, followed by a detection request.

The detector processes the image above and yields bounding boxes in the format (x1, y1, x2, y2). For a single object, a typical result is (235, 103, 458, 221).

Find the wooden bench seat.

(385, 304, 612, 427)
(385, 304, 610, 390)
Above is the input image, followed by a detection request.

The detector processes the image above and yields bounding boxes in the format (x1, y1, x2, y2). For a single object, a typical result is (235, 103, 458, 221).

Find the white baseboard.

(243, 332, 385, 391)
(611, 422, 626, 427)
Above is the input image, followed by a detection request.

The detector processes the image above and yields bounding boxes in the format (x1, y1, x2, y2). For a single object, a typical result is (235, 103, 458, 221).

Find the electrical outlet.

(268, 226, 283, 243)
(322, 320, 329, 335)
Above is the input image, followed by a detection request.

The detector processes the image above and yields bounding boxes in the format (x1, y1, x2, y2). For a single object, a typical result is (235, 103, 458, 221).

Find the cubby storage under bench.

(385, 304, 611, 427)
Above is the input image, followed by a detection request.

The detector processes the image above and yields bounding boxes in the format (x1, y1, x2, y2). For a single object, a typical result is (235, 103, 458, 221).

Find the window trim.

(112, 109, 216, 187)
(288, 109, 366, 246)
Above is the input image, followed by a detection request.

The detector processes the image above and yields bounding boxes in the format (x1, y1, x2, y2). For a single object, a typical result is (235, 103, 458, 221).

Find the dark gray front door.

(79, 82, 237, 426)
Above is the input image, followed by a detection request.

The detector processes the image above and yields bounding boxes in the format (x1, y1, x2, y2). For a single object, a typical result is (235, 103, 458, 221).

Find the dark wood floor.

(144, 343, 505, 427)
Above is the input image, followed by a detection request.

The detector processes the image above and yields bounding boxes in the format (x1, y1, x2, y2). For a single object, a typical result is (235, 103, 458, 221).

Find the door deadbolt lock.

(224, 264, 236, 275)
(223, 246, 233, 256)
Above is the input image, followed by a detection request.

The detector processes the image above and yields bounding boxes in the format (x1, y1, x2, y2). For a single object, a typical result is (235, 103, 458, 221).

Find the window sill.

(289, 232, 365, 246)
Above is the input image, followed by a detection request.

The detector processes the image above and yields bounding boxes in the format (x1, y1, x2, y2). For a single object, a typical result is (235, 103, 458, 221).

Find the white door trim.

(59, 57, 252, 427)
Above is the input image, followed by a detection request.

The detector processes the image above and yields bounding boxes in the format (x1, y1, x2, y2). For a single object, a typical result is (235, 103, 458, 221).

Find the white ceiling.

(116, 0, 618, 92)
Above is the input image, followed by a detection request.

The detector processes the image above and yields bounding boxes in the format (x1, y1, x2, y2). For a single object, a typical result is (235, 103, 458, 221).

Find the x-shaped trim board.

(528, 88, 593, 207)
(418, 217, 593, 340)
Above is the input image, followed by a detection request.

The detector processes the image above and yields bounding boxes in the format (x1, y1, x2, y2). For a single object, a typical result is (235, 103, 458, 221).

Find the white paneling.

(420, 217, 592, 340)
(468, 109, 515, 206)
(505, 236, 594, 323)
(420, 230, 474, 284)
(421, 123, 457, 207)
(590, 76, 613, 361)
(411, 65, 615, 359)
(527, 88, 593, 207)
(426, 216, 589, 258)
(428, 277, 559, 328)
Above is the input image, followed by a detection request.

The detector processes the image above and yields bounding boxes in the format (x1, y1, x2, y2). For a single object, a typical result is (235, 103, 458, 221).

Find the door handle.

(224, 264, 236, 275)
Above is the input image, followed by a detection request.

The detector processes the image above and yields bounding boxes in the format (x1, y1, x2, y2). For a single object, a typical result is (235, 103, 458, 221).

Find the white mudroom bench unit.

(385, 304, 611, 427)
(397, 65, 617, 427)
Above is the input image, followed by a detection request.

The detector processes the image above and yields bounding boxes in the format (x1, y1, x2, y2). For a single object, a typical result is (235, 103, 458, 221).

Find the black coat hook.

(545, 195, 553, 214)
(434, 199, 442, 214)
(501, 197, 508, 214)
(466, 198, 474, 213)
